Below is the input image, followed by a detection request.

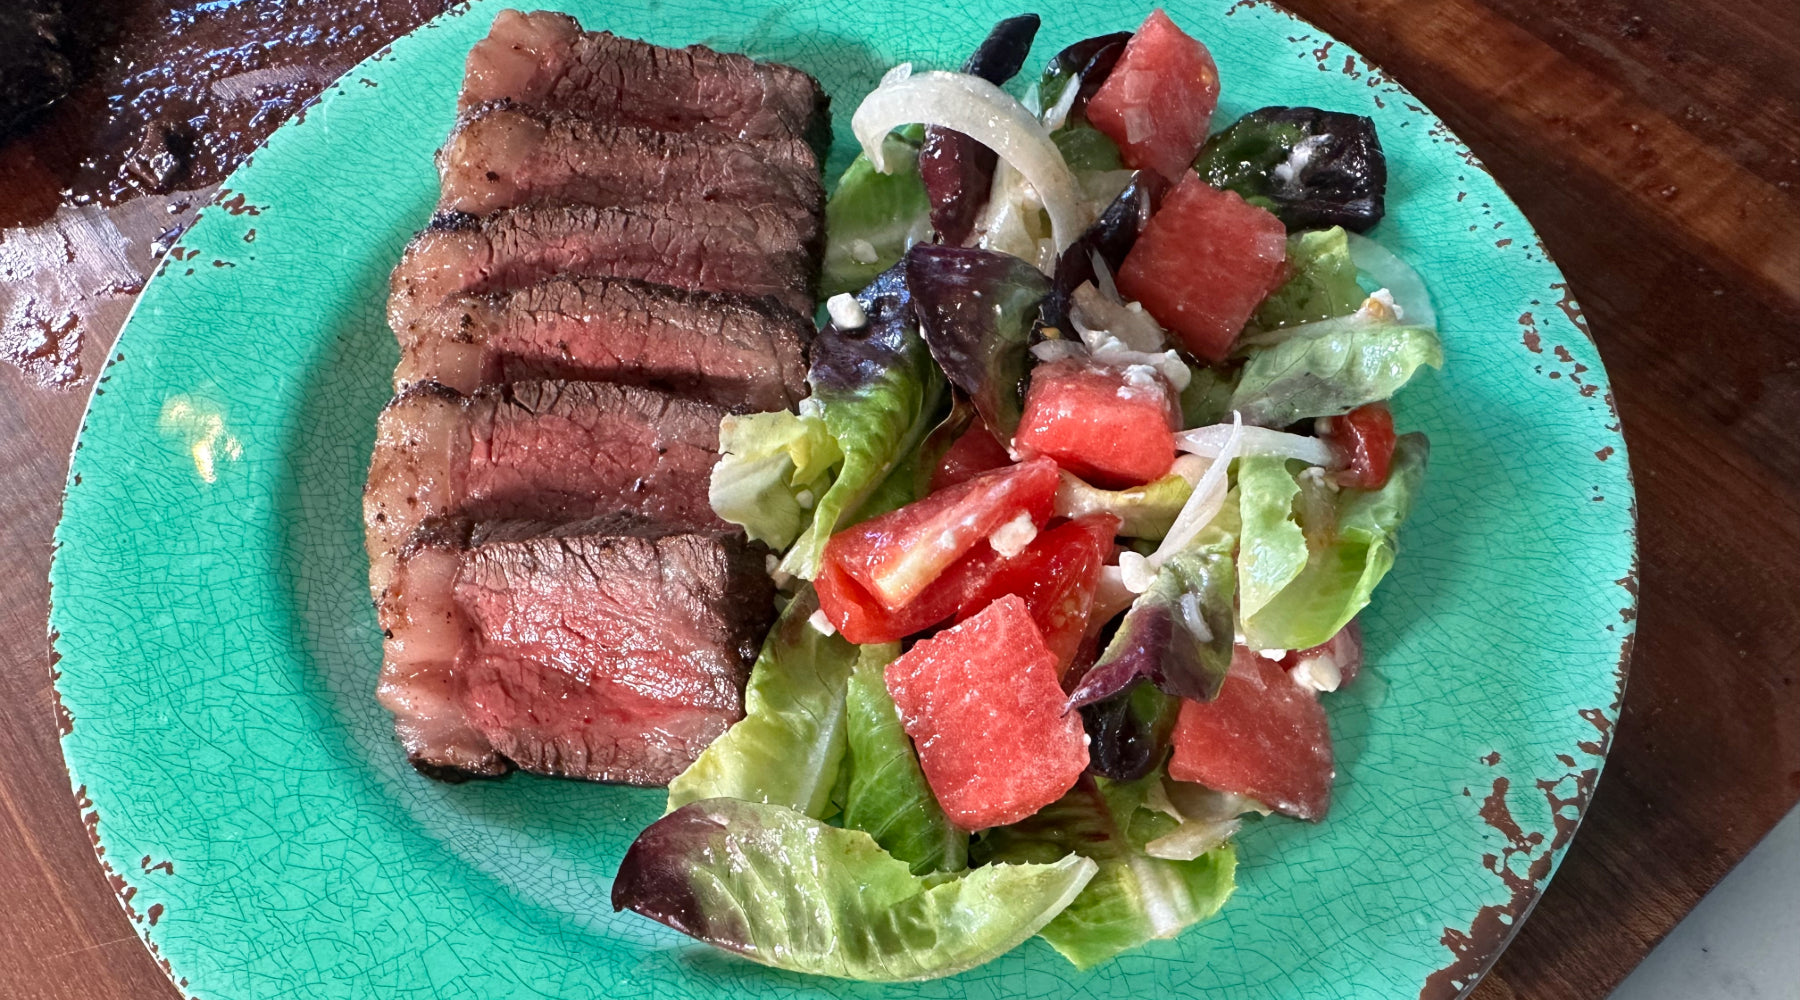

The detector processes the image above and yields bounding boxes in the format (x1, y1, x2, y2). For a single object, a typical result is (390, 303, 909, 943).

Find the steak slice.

(438, 107, 823, 220)
(460, 9, 828, 150)
(364, 380, 728, 598)
(394, 276, 811, 410)
(388, 202, 816, 328)
(379, 515, 775, 785)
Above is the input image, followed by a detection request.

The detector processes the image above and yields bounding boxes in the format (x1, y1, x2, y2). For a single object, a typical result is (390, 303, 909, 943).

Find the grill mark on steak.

(460, 9, 828, 152)
(438, 106, 823, 221)
(363, 380, 729, 599)
(388, 201, 817, 327)
(393, 275, 811, 410)
(378, 515, 774, 785)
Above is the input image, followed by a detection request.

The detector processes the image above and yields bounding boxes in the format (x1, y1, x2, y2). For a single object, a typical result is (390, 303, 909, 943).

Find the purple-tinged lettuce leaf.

(906, 244, 1049, 437)
(613, 798, 1094, 981)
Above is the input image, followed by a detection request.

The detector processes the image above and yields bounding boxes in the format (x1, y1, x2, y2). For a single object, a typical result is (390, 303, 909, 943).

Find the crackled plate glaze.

(48, 1, 1636, 997)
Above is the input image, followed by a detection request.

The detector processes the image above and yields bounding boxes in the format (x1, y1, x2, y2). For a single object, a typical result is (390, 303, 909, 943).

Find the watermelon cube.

(1117, 174, 1288, 361)
(956, 513, 1120, 675)
(1168, 646, 1335, 820)
(1015, 359, 1178, 489)
(886, 594, 1089, 830)
(1087, 9, 1221, 182)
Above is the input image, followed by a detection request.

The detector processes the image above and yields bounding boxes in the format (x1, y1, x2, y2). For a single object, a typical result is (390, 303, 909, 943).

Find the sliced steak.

(394, 276, 811, 410)
(364, 380, 728, 598)
(438, 107, 823, 219)
(378, 515, 774, 785)
(388, 201, 816, 328)
(460, 9, 828, 150)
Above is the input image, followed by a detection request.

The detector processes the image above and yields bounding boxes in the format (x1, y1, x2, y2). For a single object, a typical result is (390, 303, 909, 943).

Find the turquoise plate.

(49, 1, 1636, 997)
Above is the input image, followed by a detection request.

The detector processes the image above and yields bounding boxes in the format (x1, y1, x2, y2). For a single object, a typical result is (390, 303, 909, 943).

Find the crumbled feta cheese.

(988, 511, 1038, 558)
(1256, 648, 1287, 661)
(1291, 652, 1343, 692)
(765, 553, 780, 574)
(808, 609, 837, 636)
(1369, 287, 1404, 322)
(795, 488, 815, 510)
(1118, 551, 1154, 594)
(1272, 134, 1331, 189)
(848, 238, 879, 265)
(826, 292, 868, 329)
(798, 397, 824, 419)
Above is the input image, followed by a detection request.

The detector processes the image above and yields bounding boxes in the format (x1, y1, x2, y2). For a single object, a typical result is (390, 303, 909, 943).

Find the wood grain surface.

(1, 1, 1796, 998)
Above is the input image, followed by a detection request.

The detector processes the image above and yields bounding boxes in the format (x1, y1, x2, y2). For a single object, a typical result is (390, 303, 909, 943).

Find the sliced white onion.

(1177, 423, 1336, 466)
(1169, 453, 1210, 486)
(1040, 72, 1081, 131)
(1151, 411, 1242, 566)
(852, 69, 1090, 252)
(1345, 231, 1436, 330)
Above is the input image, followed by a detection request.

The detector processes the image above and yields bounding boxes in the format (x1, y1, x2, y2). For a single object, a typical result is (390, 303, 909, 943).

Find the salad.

(611, 9, 1443, 981)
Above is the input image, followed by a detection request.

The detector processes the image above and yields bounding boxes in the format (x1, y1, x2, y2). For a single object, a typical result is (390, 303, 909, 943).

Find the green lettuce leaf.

(1240, 434, 1430, 649)
(1054, 124, 1124, 172)
(614, 798, 1097, 982)
(822, 126, 931, 298)
(843, 646, 968, 875)
(1236, 455, 1309, 624)
(1251, 227, 1364, 331)
(708, 411, 843, 549)
(976, 776, 1237, 969)
(782, 264, 948, 580)
(665, 587, 858, 818)
(1228, 306, 1443, 427)
(1053, 471, 1194, 539)
(1180, 363, 1239, 428)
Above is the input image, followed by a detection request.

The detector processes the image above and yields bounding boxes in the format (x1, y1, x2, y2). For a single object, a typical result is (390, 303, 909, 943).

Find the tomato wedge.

(1323, 402, 1396, 489)
(820, 457, 1059, 612)
(956, 513, 1120, 676)
(815, 545, 1006, 644)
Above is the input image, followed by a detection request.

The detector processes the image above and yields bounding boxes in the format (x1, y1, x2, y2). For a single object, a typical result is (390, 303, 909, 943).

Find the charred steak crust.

(375, 10, 829, 786)
(460, 9, 830, 155)
(393, 275, 812, 410)
(388, 200, 819, 327)
(438, 106, 824, 219)
(363, 379, 730, 600)
(380, 515, 775, 786)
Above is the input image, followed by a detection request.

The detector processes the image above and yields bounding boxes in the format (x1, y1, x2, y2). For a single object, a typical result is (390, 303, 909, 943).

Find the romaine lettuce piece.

(1235, 455, 1308, 623)
(665, 587, 858, 818)
(1228, 305, 1443, 427)
(708, 411, 842, 549)
(907, 244, 1050, 437)
(782, 264, 949, 580)
(1251, 226, 1364, 331)
(977, 775, 1237, 969)
(614, 798, 1097, 981)
(1239, 434, 1429, 650)
(1180, 362, 1238, 428)
(842, 646, 968, 875)
(822, 127, 931, 297)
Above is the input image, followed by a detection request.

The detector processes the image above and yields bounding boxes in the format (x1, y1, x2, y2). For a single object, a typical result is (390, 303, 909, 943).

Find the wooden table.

(1, 1, 1795, 997)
